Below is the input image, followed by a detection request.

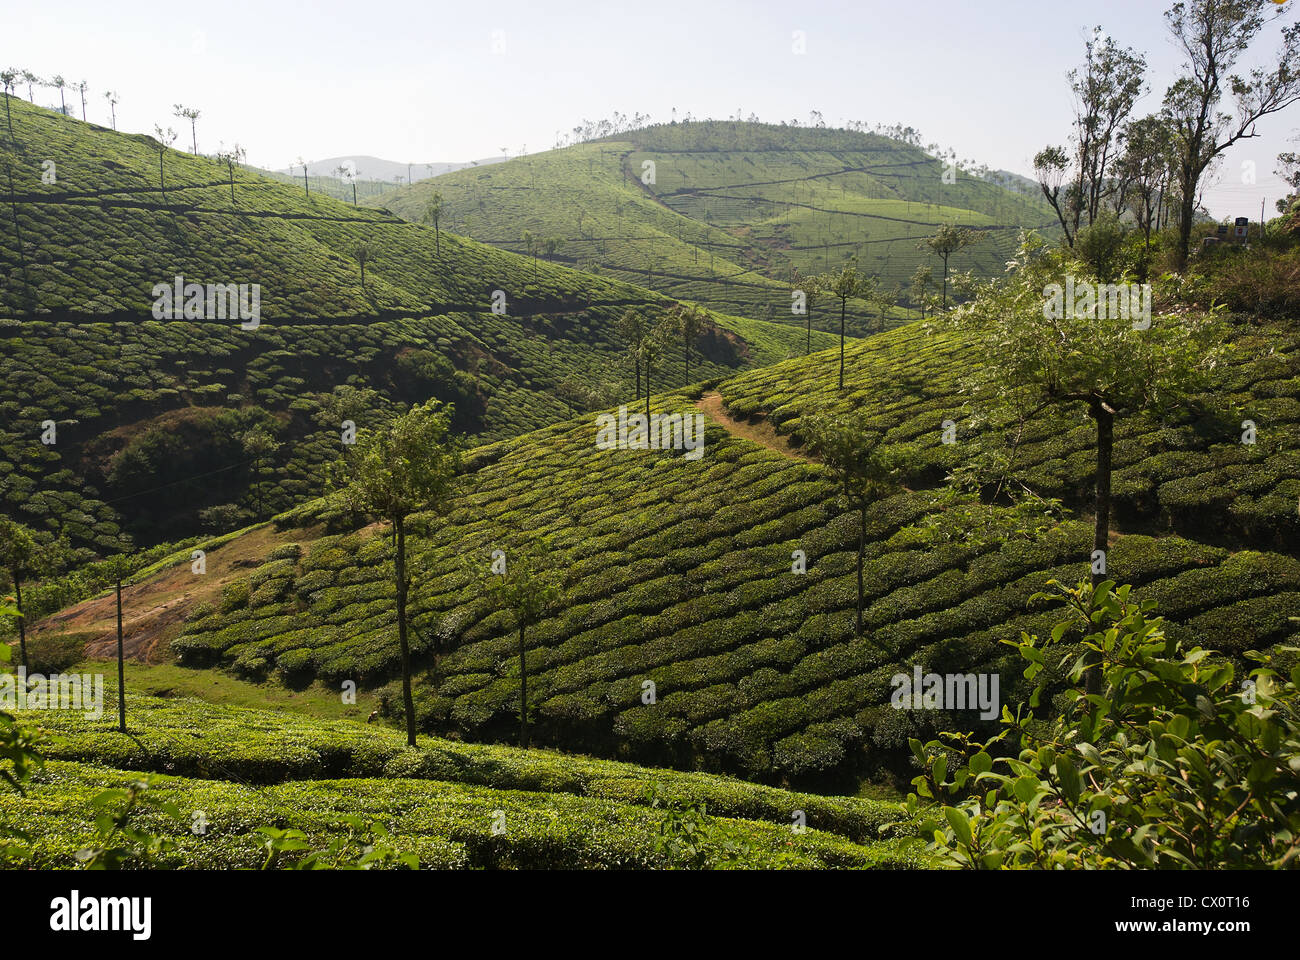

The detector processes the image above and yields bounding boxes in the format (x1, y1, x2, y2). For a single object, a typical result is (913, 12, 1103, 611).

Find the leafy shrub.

(901, 579, 1300, 868)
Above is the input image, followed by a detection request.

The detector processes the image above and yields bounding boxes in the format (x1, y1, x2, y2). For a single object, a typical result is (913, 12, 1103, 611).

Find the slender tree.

(1119, 114, 1174, 279)
(76, 80, 88, 121)
(638, 318, 675, 421)
(1066, 30, 1148, 232)
(241, 426, 281, 520)
(423, 191, 444, 255)
(791, 268, 823, 356)
(172, 104, 201, 153)
(868, 284, 898, 335)
(51, 75, 66, 114)
(103, 90, 118, 130)
(330, 400, 461, 747)
(152, 125, 177, 199)
(0, 517, 39, 670)
(941, 233, 1222, 694)
(802, 412, 901, 637)
(1162, 0, 1300, 269)
(0, 70, 15, 141)
(920, 225, 983, 309)
(480, 541, 562, 750)
(671, 302, 707, 382)
(819, 262, 869, 390)
(522, 229, 538, 279)
(215, 143, 246, 204)
(20, 71, 39, 102)
(910, 264, 934, 322)
(353, 240, 376, 289)
(617, 308, 647, 397)
(99, 547, 141, 735)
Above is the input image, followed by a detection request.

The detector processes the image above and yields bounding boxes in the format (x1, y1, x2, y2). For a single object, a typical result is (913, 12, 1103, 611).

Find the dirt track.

(695, 390, 814, 462)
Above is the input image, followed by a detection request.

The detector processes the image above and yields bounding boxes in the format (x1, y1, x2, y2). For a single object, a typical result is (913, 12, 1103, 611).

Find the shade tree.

(329, 400, 462, 747)
(940, 233, 1223, 693)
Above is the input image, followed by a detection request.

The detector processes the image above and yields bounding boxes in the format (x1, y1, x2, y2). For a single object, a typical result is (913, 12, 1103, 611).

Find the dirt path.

(33, 524, 319, 663)
(696, 391, 814, 462)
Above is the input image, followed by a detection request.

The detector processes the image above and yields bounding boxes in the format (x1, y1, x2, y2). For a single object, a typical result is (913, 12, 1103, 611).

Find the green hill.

(128, 314, 1300, 788)
(372, 121, 1060, 335)
(0, 98, 829, 554)
(2, 689, 920, 869)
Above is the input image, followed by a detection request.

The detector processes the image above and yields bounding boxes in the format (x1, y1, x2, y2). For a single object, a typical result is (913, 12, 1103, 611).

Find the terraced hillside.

(373, 121, 1060, 335)
(97, 314, 1300, 789)
(0, 98, 828, 553)
(2, 690, 919, 869)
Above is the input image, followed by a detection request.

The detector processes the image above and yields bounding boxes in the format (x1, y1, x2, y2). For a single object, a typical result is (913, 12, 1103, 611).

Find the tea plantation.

(2, 691, 920, 869)
(0, 98, 829, 553)
(374, 120, 1059, 333)
(163, 313, 1300, 786)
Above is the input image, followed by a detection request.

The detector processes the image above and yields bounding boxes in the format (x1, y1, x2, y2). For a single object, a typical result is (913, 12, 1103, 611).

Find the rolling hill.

(38, 311, 1298, 790)
(0, 98, 829, 554)
(371, 121, 1061, 335)
(4, 689, 920, 869)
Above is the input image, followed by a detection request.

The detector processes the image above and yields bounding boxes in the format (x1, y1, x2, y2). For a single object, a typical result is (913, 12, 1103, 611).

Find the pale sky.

(3, 0, 1297, 217)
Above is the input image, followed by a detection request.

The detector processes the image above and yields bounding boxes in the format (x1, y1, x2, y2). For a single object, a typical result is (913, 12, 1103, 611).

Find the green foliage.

(330, 399, 460, 524)
(0, 96, 817, 553)
(0, 690, 919, 869)
(377, 121, 1058, 334)
(257, 816, 418, 870)
(73, 777, 180, 869)
(901, 579, 1300, 868)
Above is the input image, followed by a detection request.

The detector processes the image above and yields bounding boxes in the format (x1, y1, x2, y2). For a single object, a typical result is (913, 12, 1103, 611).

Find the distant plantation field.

(374, 121, 1059, 335)
(158, 317, 1300, 786)
(0, 98, 829, 553)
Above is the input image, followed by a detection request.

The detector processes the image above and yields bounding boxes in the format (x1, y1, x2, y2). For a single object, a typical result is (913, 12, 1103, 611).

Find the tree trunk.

(1087, 401, 1114, 697)
(942, 254, 950, 309)
(1175, 185, 1196, 271)
(806, 312, 811, 356)
(645, 359, 652, 421)
(634, 357, 640, 398)
(856, 502, 866, 636)
(159, 151, 165, 199)
(394, 516, 417, 747)
(518, 623, 529, 749)
(13, 575, 26, 670)
(3, 94, 12, 141)
(838, 300, 846, 390)
(116, 579, 126, 733)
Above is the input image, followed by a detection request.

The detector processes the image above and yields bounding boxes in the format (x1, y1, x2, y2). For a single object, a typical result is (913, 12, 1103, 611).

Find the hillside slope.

(2, 690, 919, 869)
(47, 315, 1298, 788)
(373, 121, 1059, 334)
(0, 97, 829, 552)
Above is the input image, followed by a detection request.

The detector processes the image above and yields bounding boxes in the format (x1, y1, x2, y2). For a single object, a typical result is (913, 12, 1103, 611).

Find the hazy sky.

(3, 0, 1297, 217)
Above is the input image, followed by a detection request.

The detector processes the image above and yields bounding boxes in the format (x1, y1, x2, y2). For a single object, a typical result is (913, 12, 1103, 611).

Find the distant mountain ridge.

(280, 154, 506, 183)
